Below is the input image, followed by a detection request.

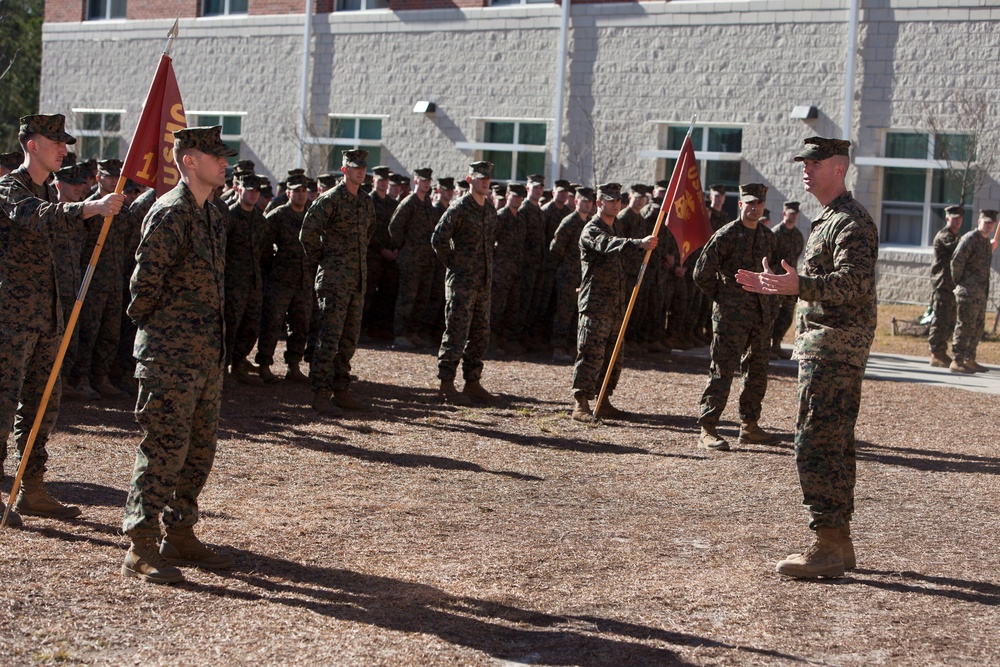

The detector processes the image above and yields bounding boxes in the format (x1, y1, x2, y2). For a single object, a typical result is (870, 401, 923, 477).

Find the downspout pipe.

(843, 0, 859, 141)
(297, 0, 315, 169)
(549, 0, 570, 186)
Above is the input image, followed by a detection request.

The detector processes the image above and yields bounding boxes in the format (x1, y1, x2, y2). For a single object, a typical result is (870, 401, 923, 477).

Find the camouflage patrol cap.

(783, 201, 800, 212)
(596, 182, 622, 201)
(259, 183, 274, 198)
(79, 158, 97, 177)
(173, 126, 239, 158)
(527, 174, 545, 186)
(655, 179, 669, 189)
(286, 173, 308, 190)
(709, 183, 727, 195)
(54, 164, 86, 184)
(944, 205, 963, 216)
(762, 209, 771, 219)
(97, 158, 123, 177)
(237, 172, 262, 190)
(307, 178, 318, 192)
(979, 209, 998, 222)
(567, 183, 582, 194)
(342, 149, 368, 168)
(286, 168, 306, 178)
(456, 180, 470, 191)
(413, 167, 433, 180)
(469, 161, 493, 179)
(739, 183, 767, 203)
(576, 186, 596, 202)
(1, 150, 24, 170)
(794, 136, 851, 162)
(234, 159, 255, 174)
(20, 114, 76, 144)
(507, 183, 528, 198)
(64, 152, 79, 166)
(437, 176, 455, 190)
(371, 165, 391, 178)
(629, 183, 649, 196)
(317, 172, 339, 188)
(491, 183, 507, 197)
(388, 173, 407, 185)
(553, 179, 571, 192)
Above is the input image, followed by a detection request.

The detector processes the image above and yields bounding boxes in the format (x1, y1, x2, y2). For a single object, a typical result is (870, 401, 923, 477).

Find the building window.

(326, 116, 383, 171)
(657, 125, 742, 217)
(87, 0, 126, 20)
(480, 120, 546, 183)
(202, 0, 248, 16)
(72, 110, 123, 160)
(490, 0, 550, 5)
(868, 131, 976, 247)
(191, 113, 243, 164)
(335, 0, 388, 10)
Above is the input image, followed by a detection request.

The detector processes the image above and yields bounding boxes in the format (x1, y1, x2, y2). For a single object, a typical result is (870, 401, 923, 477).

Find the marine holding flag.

(121, 126, 236, 585)
(0, 115, 125, 526)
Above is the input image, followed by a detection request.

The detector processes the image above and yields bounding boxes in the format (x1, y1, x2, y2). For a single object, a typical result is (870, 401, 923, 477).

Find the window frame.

(335, 0, 389, 10)
(856, 130, 977, 248)
(303, 114, 387, 173)
(70, 108, 125, 160)
(201, 0, 248, 17)
(454, 118, 549, 184)
(86, 0, 127, 21)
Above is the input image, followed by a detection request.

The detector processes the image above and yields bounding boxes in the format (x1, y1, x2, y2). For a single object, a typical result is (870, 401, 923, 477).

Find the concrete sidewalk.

(675, 348, 1000, 395)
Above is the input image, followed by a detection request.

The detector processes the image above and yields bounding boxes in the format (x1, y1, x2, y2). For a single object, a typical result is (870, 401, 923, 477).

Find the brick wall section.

(130, 1, 199, 19)
(44, 0, 83, 22)
(251, 0, 334, 14)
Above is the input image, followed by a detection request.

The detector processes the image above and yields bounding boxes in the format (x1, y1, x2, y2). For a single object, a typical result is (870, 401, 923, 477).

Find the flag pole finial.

(164, 19, 179, 56)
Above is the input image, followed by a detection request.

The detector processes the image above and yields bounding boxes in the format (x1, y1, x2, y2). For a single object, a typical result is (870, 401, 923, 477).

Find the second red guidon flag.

(664, 134, 712, 264)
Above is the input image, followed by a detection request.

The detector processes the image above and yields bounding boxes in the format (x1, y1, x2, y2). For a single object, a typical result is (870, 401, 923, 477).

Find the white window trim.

(455, 141, 547, 154)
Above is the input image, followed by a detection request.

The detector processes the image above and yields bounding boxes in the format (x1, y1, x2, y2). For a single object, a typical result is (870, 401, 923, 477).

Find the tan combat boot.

(928, 352, 951, 368)
(334, 388, 369, 411)
(739, 421, 779, 445)
(161, 526, 234, 569)
(967, 358, 988, 373)
(698, 426, 729, 451)
(594, 397, 627, 419)
(231, 359, 265, 386)
(14, 475, 81, 519)
(840, 522, 856, 571)
(776, 526, 845, 578)
(462, 380, 494, 404)
(572, 395, 596, 423)
(92, 375, 127, 399)
(950, 358, 974, 374)
(439, 380, 472, 406)
(123, 535, 184, 584)
(312, 391, 344, 417)
(285, 363, 308, 383)
(259, 364, 280, 384)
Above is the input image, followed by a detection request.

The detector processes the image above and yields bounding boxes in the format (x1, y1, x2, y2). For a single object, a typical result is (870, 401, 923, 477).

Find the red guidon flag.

(664, 134, 712, 264)
(120, 54, 187, 197)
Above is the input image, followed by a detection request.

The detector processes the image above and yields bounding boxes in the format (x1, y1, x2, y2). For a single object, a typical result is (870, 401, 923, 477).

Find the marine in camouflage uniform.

(738, 137, 878, 579)
(363, 166, 399, 339)
(534, 180, 573, 343)
(512, 175, 547, 350)
(74, 159, 130, 399)
(388, 167, 436, 348)
(571, 183, 657, 422)
(115, 187, 156, 387)
(681, 185, 729, 346)
(549, 188, 595, 361)
(949, 210, 997, 373)
(257, 174, 314, 382)
(0, 115, 125, 523)
(431, 161, 498, 405)
(694, 183, 776, 450)
(121, 126, 236, 584)
(51, 165, 90, 395)
(643, 188, 687, 349)
(769, 201, 805, 359)
(490, 183, 526, 350)
(927, 207, 963, 366)
(618, 185, 657, 350)
(421, 177, 456, 341)
(300, 150, 375, 414)
(224, 172, 268, 383)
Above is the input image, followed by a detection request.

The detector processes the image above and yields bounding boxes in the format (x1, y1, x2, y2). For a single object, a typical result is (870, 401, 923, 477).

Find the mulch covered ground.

(2, 342, 998, 666)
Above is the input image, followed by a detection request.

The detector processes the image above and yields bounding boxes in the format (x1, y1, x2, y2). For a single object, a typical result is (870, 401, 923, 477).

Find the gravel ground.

(1, 341, 998, 666)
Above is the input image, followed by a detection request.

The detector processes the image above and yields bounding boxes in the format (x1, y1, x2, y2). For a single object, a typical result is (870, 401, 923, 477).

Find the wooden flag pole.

(1, 22, 179, 529)
(594, 117, 696, 417)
